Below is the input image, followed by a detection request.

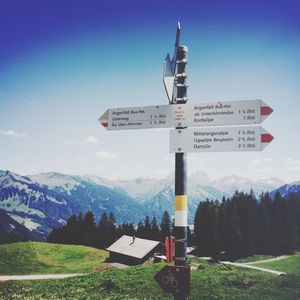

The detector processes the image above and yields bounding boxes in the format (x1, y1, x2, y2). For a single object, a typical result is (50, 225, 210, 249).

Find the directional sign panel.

(170, 126, 274, 153)
(154, 265, 190, 295)
(99, 105, 172, 130)
(187, 100, 273, 127)
(99, 100, 272, 130)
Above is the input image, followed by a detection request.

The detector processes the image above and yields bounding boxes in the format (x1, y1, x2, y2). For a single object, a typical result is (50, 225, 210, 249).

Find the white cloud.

(284, 158, 300, 170)
(163, 155, 173, 161)
(0, 130, 27, 138)
(248, 157, 276, 166)
(255, 167, 273, 173)
(248, 158, 262, 166)
(64, 140, 75, 145)
(56, 160, 70, 165)
(93, 166, 104, 172)
(96, 150, 118, 159)
(83, 136, 98, 144)
(264, 158, 273, 163)
(154, 169, 170, 178)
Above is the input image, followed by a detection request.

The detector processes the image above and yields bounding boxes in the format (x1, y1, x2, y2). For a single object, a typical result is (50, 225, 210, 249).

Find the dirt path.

(0, 274, 84, 282)
(1, 256, 289, 281)
(243, 255, 289, 265)
(221, 261, 286, 276)
(192, 256, 287, 275)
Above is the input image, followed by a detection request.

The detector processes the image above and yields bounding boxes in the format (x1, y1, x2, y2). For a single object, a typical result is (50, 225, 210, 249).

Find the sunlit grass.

(0, 242, 109, 275)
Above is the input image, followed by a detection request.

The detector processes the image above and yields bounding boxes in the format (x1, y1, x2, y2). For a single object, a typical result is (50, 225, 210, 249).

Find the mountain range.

(0, 169, 298, 241)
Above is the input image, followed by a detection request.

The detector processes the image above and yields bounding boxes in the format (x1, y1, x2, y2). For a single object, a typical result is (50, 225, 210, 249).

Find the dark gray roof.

(107, 235, 161, 259)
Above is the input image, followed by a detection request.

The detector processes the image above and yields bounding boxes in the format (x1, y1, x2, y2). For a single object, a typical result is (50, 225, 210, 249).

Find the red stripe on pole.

(261, 133, 273, 143)
(261, 106, 273, 116)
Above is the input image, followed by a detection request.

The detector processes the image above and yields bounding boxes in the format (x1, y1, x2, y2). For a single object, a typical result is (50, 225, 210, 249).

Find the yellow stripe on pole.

(175, 195, 187, 211)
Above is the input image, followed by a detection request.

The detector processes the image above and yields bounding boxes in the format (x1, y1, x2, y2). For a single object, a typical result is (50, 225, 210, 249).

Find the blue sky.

(0, 0, 299, 182)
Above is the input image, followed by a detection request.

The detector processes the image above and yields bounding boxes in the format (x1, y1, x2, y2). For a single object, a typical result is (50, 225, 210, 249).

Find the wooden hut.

(107, 235, 163, 265)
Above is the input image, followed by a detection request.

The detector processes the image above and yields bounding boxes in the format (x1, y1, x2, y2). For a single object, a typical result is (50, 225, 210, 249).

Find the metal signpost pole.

(99, 22, 274, 299)
(173, 45, 188, 300)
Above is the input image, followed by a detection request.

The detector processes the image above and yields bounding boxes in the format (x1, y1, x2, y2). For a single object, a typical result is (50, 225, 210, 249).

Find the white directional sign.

(99, 100, 273, 130)
(169, 126, 274, 153)
(99, 105, 172, 130)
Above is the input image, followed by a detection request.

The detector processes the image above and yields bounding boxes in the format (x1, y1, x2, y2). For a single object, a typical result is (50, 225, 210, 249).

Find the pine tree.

(269, 192, 286, 255)
(160, 210, 171, 242)
(98, 212, 109, 248)
(236, 191, 256, 257)
(63, 214, 80, 245)
(187, 225, 193, 247)
(224, 198, 241, 260)
(217, 197, 228, 254)
(82, 211, 97, 247)
(120, 223, 136, 236)
(284, 193, 299, 252)
(143, 216, 152, 239)
(151, 216, 160, 241)
(255, 193, 271, 254)
(193, 201, 202, 255)
(47, 228, 63, 243)
(107, 212, 117, 246)
(77, 212, 84, 245)
(136, 222, 145, 238)
(180, 190, 300, 259)
(194, 200, 218, 257)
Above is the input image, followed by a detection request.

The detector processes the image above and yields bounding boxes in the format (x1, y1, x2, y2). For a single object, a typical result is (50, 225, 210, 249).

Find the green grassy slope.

(0, 242, 109, 275)
(1, 259, 300, 300)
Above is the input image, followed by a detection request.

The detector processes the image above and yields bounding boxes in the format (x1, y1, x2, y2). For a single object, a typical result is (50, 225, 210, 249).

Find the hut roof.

(107, 235, 161, 259)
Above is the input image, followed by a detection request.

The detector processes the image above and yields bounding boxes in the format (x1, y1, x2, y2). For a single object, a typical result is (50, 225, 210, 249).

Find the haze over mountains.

(0, 169, 298, 241)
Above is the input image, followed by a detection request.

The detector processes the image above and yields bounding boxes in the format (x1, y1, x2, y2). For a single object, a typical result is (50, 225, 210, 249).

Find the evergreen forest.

(48, 191, 300, 260)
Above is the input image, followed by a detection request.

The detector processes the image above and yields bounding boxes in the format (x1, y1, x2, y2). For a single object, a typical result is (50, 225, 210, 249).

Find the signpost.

(170, 126, 274, 153)
(98, 100, 273, 130)
(98, 22, 274, 299)
(172, 44, 189, 300)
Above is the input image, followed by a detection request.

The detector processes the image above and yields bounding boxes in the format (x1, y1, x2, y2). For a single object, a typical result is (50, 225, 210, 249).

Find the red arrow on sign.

(260, 101, 273, 122)
(261, 133, 274, 143)
(260, 106, 273, 116)
(261, 128, 274, 149)
(98, 110, 108, 128)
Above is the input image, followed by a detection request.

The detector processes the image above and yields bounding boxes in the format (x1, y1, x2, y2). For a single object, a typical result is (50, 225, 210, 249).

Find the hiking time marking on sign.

(169, 126, 274, 153)
(99, 100, 273, 130)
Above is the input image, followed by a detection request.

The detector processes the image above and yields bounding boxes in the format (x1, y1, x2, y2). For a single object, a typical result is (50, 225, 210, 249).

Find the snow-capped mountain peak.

(28, 172, 81, 189)
(81, 175, 115, 189)
(0, 170, 33, 186)
(270, 180, 300, 199)
(0, 169, 294, 241)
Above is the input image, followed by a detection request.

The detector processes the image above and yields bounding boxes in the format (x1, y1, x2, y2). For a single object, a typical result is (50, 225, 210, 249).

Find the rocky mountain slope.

(0, 170, 289, 240)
